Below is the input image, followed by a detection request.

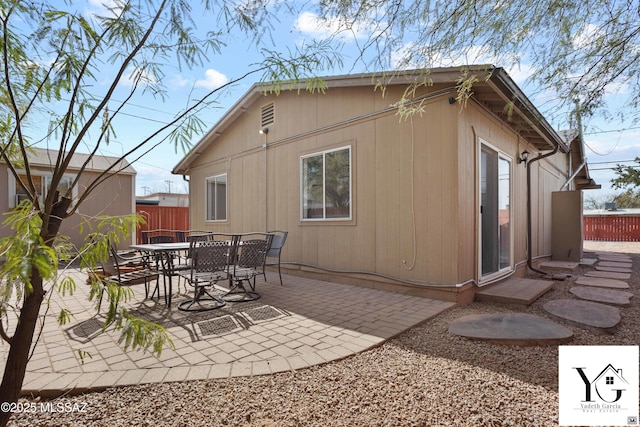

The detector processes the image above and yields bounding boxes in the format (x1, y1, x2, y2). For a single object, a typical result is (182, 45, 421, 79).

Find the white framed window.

(8, 171, 76, 208)
(205, 173, 227, 221)
(301, 146, 351, 220)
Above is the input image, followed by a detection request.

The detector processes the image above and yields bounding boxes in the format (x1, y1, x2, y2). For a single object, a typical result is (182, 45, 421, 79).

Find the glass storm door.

(480, 145, 511, 277)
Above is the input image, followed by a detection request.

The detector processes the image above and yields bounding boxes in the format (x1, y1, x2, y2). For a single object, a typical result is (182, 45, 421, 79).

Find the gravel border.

(8, 248, 640, 427)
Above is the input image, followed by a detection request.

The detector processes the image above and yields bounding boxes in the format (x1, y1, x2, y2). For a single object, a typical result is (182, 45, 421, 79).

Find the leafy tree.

(0, 1, 337, 425)
(612, 157, 640, 190)
(610, 158, 640, 208)
(613, 189, 640, 209)
(310, 0, 640, 125)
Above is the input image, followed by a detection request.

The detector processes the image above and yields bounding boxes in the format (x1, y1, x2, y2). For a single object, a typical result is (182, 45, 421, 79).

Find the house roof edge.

(173, 66, 568, 174)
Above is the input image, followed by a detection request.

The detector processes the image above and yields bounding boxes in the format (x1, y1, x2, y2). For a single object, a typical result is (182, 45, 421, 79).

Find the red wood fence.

(583, 215, 640, 241)
(135, 205, 189, 244)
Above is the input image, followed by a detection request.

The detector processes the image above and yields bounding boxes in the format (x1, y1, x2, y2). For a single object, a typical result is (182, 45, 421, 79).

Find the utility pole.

(165, 180, 172, 193)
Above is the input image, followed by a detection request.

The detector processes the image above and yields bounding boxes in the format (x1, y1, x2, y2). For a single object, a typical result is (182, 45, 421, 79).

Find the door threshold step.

(476, 277, 554, 305)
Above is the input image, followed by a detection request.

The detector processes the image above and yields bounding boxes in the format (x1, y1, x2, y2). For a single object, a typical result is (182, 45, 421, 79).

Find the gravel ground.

(8, 247, 640, 427)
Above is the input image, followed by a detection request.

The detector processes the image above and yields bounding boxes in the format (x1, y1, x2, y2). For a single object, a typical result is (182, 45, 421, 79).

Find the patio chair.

(147, 234, 176, 266)
(225, 233, 273, 302)
(172, 233, 216, 289)
(97, 244, 160, 310)
(142, 229, 173, 244)
(263, 230, 288, 285)
(177, 240, 230, 312)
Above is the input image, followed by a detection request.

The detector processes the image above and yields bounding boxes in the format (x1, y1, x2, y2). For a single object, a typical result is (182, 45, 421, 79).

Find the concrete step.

(539, 261, 579, 271)
(475, 277, 554, 305)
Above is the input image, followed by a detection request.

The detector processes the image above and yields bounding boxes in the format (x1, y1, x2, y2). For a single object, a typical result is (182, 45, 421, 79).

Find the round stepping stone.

(543, 300, 621, 331)
(448, 313, 573, 346)
(575, 277, 629, 289)
(569, 287, 633, 306)
(595, 266, 632, 273)
(585, 271, 631, 280)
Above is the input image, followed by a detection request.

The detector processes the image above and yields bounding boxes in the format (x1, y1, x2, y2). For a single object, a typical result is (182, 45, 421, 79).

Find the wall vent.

(260, 102, 275, 128)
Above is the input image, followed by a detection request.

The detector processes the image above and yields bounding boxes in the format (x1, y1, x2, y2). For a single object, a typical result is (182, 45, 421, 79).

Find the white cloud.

(295, 11, 333, 39)
(503, 63, 535, 86)
(170, 74, 191, 88)
(294, 11, 371, 41)
(573, 23, 603, 50)
(85, 0, 124, 19)
(194, 69, 229, 90)
(391, 42, 514, 72)
(119, 67, 157, 87)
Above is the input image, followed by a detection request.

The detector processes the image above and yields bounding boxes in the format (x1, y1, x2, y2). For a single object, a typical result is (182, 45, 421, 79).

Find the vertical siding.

(187, 84, 571, 287)
(455, 100, 569, 282)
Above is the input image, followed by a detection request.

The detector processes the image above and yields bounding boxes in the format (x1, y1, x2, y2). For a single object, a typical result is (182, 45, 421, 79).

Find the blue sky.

(38, 1, 640, 202)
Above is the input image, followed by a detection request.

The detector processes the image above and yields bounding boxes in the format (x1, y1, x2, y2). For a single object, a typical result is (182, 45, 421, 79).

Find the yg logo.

(559, 346, 638, 426)
(574, 364, 627, 403)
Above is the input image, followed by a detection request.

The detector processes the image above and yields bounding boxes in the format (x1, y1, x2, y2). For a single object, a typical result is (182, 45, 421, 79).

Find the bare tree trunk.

(0, 197, 70, 427)
(0, 273, 44, 427)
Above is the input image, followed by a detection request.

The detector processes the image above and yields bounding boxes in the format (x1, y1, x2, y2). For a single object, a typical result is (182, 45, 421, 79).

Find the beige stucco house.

(173, 66, 596, 303)
(1, 148, 137, 250)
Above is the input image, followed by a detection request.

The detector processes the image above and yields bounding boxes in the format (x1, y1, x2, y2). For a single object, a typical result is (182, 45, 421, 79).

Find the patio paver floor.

(1, 269, 455, 397)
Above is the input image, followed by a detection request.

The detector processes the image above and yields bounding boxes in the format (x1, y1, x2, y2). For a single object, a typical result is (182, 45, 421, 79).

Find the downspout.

(260, 128, 269, 231)
(526, 142, 559, 275)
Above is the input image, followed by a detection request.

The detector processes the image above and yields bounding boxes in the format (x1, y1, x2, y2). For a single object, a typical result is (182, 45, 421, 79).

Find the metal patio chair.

(97, 244, 160, 310)
(225, 233, 273, 302)
(263, 230, 288, 285)
(177, 240, 230, 312)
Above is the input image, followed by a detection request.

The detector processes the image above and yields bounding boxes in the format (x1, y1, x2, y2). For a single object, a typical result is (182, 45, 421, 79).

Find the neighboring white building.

(136, 192, 189, 207)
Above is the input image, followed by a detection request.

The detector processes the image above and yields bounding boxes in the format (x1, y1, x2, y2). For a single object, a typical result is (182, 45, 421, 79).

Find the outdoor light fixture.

(259, 127, 269, 135)
(519, 150, 529, 164)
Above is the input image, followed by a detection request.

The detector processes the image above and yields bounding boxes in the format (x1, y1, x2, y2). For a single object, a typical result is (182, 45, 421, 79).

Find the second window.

(301, 146, 351, 220)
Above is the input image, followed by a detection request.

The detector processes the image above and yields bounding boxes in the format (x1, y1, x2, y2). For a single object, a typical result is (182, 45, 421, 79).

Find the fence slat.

(135, 205, 189, 243)
(583, 215, 640, 241)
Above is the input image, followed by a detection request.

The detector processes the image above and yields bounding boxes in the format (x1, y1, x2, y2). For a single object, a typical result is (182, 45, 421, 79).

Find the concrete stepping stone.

(595, 266, 633, 273)
(575, 277, 630, 289)
(543, 300, 621, 331)
(598, 255, 632, 263)
(448, 313, 573, 346)
(598, 261, 632, 268)
(569, 287, 633, 306)
(580, 258, 598, 266)
(594, 250, 629, 255)
(539, 261, 579, 271)
(585, 270, 631, 280)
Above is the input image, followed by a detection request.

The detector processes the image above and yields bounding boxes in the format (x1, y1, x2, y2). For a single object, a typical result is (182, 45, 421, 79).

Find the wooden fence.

(135, 205, 189, 244)
(583, 215, 640, 241)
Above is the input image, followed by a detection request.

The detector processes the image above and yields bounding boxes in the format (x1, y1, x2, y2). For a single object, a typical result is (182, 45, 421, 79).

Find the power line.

(589, 159, 638, 165)
(590, 166, 640, 171)
(584, 125, 640, 135)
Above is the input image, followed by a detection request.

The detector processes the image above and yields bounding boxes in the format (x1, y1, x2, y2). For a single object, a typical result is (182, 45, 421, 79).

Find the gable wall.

(187, 83, 571, 293)
(188, 84, 465, 287)
(1, 165, 135, 250)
